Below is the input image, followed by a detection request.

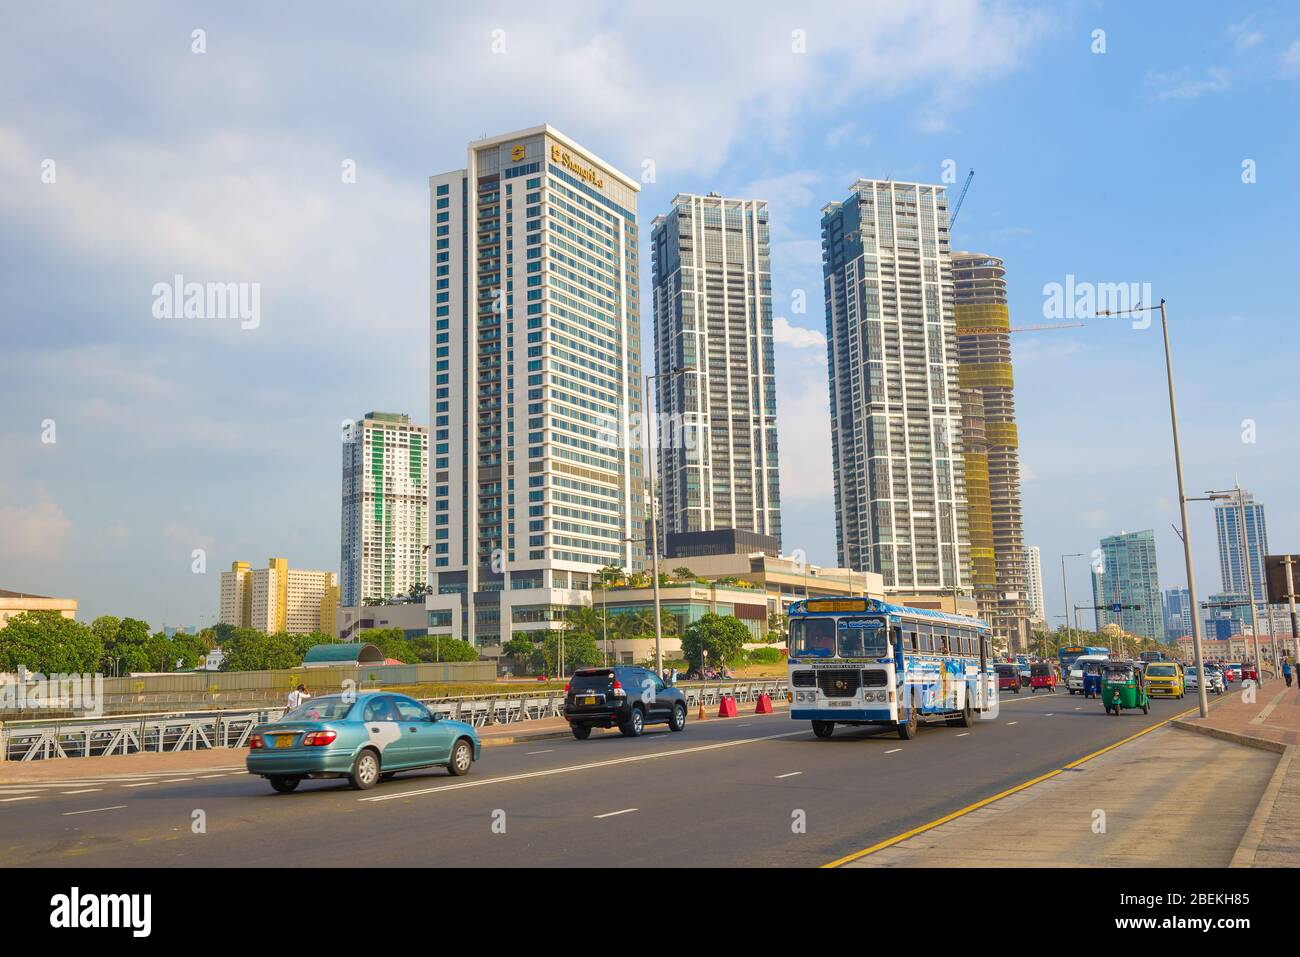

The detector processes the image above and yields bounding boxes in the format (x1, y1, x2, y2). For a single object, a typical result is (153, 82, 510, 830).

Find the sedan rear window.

(284, 696, 354, 721)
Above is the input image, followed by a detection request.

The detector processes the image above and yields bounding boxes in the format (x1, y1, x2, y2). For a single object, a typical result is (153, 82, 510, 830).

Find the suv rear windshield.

(571, 671, 615, 691)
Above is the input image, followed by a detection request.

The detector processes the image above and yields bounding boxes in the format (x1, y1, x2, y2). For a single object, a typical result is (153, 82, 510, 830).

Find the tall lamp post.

(645, 366, 688, 678)
(1061, 553, 1084, 643)
(1096, 299, 1208, 718)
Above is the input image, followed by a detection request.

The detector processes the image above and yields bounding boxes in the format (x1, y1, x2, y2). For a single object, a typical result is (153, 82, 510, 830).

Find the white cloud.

(0, 489, 74, 562)
(773, 316, 826, 349)
(1144, 67, 1231, 100)
(1282, 40, 1300, 73)
(1228, 17, 1264, 53)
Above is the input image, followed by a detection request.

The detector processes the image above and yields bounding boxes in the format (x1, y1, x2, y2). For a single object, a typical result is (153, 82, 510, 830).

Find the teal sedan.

(246, 692, 480, 793)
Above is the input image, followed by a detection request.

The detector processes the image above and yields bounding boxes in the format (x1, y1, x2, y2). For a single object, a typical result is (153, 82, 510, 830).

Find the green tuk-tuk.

(1102, 661, 1149, 715)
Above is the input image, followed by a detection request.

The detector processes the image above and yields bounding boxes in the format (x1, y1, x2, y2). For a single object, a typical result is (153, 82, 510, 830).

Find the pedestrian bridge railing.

(0, 679, 789, 762)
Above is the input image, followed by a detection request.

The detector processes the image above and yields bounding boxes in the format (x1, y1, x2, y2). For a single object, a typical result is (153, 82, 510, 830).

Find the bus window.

(789, 617, 836, 657)
(837, 618, 888, 658)
(918, 625, 932, 652)
(906, 628, 918, 652)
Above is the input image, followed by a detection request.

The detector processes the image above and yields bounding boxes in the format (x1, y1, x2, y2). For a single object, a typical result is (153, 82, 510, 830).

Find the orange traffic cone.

(697, 703, 708, 721)
(718, 695, 738, 718)
(755, 693, 773, 714)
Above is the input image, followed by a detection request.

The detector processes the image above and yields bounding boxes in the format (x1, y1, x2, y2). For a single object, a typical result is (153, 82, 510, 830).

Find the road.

(0, 688, 1204, 867)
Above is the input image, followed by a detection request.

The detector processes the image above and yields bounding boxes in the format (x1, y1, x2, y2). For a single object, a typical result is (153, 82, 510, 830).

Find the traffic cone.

(755, 693, 773, 714)
(718, 695, 738, 718)
(697, 703, 708, 721)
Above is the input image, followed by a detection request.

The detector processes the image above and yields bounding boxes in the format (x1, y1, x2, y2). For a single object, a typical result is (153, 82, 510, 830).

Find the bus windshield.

(837, 617, 889, 658)
(789, 617, 837, 657)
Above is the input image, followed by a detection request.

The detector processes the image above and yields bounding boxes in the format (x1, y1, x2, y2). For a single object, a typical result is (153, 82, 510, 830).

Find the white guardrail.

(0, 680, 789, 762)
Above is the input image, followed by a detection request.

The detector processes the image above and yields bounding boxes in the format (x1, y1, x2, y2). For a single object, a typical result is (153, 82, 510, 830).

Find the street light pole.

(1233, 484, 1265, 683)
(1097, 299, 1208, 718)
(644, 367, 687, 678)
(1061, 553, 1083, 643)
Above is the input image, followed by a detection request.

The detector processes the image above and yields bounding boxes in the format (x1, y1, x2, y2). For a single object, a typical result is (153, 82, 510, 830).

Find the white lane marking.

(1044, 714, 1055, 717)
(61, 789, 103, 795)
(594, 807, 638, 819)
(1075, 707, 1082, 711)
(0, 789, 44, 795)
(956, 732, 970, 737)
(360, 730, 807, 803)
(525, 750, 554, 755)
(0, 796, 39, 803)
(197, 775, 229, 779)
(1006, 721, 1018, 725)
(160, 778, 193, 783)
(775, 771, 803, 779)
(884, 748, 902, 754)
(62, 805, 127, 817)
(120, 782, 158, 788)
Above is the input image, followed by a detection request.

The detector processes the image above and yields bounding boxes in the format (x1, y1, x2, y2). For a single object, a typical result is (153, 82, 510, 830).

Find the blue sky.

(1, 1, 1297, 631)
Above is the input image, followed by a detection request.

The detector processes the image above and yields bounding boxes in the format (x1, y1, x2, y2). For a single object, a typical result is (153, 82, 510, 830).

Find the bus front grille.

(817, 670, 861, 698)
(861, 669, 888, 687)
(791, 671, 816, 687)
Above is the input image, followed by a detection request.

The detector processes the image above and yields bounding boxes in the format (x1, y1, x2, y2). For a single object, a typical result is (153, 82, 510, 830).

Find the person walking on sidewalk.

(1284, 657, 1294, 689)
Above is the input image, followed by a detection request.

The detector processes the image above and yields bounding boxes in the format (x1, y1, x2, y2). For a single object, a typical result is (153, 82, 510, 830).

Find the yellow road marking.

(823, 706, 1198, 868)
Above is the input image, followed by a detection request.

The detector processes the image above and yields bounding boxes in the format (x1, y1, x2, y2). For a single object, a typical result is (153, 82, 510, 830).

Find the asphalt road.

(0, 687, 1205, 867)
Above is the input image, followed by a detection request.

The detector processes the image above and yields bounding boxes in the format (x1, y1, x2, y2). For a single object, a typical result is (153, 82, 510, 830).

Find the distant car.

(1222, 663, 1241, 683)
(1143, 661, 1185, 699)
(1186, 666, 1225, 695)
(1240, 662, 1259, 681)
(247, 692, 479, 793)
(564, 666, 687, 739)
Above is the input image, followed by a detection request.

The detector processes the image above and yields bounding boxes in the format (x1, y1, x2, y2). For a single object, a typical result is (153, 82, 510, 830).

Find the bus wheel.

(898, 698, 918, 740)
(811, 720, 834, 739)
(956, 695, 975, 728)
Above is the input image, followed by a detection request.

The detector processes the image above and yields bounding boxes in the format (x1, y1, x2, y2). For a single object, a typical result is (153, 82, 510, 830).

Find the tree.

(0, 612, 103, 674)
(681, 613, 749, 669)
(766, 609, 788, 644)
(672, 566, 696, 582)
(219, 629, 299, 671)
(359, 627, 413, 663)
(542, 629, 600, 674)
(502, 633, 539, 673)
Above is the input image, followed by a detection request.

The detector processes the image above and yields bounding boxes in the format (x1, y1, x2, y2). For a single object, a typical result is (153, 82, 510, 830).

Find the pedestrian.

(287, 683, 307, 709)
(1284, 658, 1294, 688)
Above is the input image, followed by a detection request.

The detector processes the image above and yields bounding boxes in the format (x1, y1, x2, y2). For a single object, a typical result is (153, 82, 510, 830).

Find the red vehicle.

(1222, 663, 1241, 683)
(1240, 661, 1259, 681)
(1030, 662, 1056, 693)
(995, 663, 1021, 694)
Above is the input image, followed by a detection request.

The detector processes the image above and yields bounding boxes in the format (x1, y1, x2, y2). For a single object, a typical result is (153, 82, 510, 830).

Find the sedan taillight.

(301, 730, 337, 747)
(249, 734, 264, 750)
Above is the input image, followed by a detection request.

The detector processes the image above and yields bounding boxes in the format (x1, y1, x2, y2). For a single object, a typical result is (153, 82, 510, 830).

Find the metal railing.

(1, 680, 788, 762)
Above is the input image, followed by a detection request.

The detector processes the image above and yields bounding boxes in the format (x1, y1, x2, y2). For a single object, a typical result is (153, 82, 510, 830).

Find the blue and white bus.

(786, 597, 996, 740)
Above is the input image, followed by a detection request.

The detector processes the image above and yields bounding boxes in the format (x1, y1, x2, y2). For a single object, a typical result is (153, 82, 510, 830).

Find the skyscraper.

(1214, 491, 1269, 604)
(1162, 586, 1193, 638)
(1091, 530, 1164, 641)
(820, 179, 969, 596)
(219, 558, 338, 635)
(425, 125, 645, 649)
(952, 252, 1029, 651)
(341, 411, 428, 606)
(1023, 544, 1045, 626)
(651, 193, 780, 548)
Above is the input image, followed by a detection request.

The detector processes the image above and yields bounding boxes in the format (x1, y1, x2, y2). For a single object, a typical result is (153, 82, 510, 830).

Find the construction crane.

(948, 169, 974, 228)
(960, 322, 1086, 335)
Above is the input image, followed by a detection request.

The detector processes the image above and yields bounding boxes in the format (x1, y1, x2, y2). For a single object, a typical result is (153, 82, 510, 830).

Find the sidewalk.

(845, 725, 1276, 867)
(1171, 682, 1300, 867)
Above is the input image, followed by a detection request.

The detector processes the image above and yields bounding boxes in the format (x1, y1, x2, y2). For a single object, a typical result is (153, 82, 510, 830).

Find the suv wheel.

(571, 723, 592, 740)
(669, 702, 686, 732)
(619, 705, 644, 737)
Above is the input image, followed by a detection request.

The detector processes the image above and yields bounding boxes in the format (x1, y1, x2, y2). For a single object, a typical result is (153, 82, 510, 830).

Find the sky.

(1, 1, 1298, 632)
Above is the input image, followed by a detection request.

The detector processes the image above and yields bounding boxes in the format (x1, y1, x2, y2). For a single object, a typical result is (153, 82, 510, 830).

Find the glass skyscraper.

(1091, 529, 1164, 641)
(651, 194, 780, 549)
(1214, 491, 1269, 605)
(424, 125, 645, 649)
(819, 179, 970, 595)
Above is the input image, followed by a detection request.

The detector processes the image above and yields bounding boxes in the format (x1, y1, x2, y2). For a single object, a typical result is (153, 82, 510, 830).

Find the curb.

(1229, 745, 1295, 868)
(1169, 718, 1287, 754)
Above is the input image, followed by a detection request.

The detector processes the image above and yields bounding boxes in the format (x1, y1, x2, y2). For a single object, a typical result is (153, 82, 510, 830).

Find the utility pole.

(1061, 553, 1083, 643)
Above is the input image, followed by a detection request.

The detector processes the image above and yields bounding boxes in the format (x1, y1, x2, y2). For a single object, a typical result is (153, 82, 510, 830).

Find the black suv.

(564, 666, 687, 739)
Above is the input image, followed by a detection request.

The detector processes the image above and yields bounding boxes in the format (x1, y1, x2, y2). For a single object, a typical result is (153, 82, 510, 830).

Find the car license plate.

(578, 695, 597, 706)
(275, 734, 295, 748)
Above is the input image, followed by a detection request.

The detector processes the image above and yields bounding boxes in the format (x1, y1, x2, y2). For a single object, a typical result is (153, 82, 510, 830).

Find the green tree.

(681, 613, 749, 669)
(170, 631, 212, 670)
(0, 611, 103, 674)
(672, 566, 696, 581)
(428, 636, 478, 662)
(766, 610, 788, 644)
(542, 629, 600, 675)
(219, 629, 299, 671)
(359, 627, 414, 663)
(502, 633, 539, 673)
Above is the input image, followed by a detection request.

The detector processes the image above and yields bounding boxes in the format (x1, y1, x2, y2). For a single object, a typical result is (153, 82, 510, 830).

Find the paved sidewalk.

(845, 725, 1276, 867)
(1174, 682, 1300, 750)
